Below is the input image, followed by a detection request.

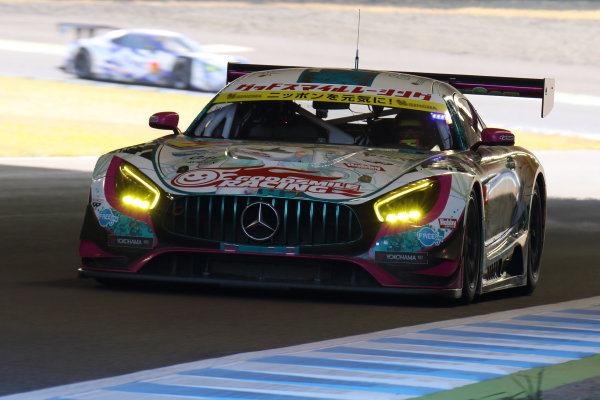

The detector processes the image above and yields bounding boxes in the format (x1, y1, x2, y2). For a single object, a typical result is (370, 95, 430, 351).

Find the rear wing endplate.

(57, 23, 118, 39)
(227, 63, 555, 118)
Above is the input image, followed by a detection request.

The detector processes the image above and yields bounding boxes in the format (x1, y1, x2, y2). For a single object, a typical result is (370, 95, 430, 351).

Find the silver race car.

(79, 63, 554, 303)
(60, 24, 247, 91)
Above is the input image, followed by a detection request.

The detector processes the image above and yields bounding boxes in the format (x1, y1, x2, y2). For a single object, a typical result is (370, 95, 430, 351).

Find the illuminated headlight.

(374, 179, 440, 223)
(115, 163, 160, 210)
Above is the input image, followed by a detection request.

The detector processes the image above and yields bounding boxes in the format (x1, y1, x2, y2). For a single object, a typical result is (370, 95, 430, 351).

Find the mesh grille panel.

(162, 195, 362, 246)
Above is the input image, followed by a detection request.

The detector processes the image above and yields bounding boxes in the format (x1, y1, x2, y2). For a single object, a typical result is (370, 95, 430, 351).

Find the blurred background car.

(59, 24, 248, 92)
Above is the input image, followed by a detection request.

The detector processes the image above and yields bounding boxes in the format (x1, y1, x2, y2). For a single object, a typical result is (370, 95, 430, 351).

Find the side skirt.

(481, 230, 528, 293)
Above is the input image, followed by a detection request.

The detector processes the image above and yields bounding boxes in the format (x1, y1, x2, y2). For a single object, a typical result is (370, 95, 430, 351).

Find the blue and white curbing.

(2, 296, 599, 400)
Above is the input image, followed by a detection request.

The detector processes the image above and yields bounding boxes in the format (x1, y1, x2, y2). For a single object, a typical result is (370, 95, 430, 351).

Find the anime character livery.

(79, 63, 554, 303)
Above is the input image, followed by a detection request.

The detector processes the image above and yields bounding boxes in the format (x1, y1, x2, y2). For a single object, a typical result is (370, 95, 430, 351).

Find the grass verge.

(1, 76, 599, 156)
(0, 77, 210, 156)
(412, 354, 600, 400)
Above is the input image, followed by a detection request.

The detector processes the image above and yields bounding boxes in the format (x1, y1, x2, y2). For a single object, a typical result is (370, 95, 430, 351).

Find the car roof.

(105, 28, 187, 39)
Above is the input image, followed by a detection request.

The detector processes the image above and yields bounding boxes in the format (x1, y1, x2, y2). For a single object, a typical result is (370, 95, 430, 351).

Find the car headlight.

(115, 163, 160, 210)
(374, 178, 440, 223)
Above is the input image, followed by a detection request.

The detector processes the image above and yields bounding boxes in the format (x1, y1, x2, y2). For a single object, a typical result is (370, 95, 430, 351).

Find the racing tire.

(170, 58, 191, 90)
(74, 49, 93, 79)
(460, 192, 483, 304)
(522, 182, 545, 294)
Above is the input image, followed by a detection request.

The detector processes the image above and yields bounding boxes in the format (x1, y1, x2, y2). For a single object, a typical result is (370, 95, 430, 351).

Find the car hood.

(150, 137, 437, 201)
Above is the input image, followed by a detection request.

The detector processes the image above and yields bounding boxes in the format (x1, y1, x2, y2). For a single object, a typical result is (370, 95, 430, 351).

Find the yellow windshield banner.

(214, 91, 446, 113)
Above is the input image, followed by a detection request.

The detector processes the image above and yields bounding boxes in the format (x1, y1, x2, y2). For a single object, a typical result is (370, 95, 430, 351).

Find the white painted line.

(556, 92, 600, 108)
(0, 39, 66, 55)
(534, 150, 600, 201)
(0, 156, 98, 172)
(0, 38, 254, 56)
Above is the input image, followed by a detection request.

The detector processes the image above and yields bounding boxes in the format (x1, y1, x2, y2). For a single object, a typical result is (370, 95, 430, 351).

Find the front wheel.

(523, 182, 545, 294)
(170, 58, 191, 90)
(73, 49, 93, 79)
(460, 192, 482, 304)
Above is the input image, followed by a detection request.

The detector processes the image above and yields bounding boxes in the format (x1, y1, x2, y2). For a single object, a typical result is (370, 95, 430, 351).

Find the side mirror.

(480, 128, 515, 146)
(149, 112, 180, 134)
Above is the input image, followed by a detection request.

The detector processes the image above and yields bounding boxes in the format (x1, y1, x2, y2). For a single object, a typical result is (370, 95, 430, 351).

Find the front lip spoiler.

(78, 268, 462, 299)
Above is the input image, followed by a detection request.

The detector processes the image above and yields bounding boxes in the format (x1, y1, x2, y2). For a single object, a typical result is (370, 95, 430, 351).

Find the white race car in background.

(60, 24, 248, 92)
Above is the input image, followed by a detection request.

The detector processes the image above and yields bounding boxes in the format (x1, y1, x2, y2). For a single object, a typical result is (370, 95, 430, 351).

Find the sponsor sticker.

(375, 251, 428, 265)
(171, 165, 363, 197)
(439, 218, 458, 229)
(215, 90, 444, 113)
(343, 162, 384, 172)
(417, 227, 443, 247)
(98, 209, 118, 228)
(230, 82, 432, 100)
(108, 235, 153, 249)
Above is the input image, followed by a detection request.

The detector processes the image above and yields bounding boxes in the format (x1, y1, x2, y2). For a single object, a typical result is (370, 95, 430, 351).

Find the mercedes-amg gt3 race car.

(61, 25, 247, 92)
(79, 63, 554, 303)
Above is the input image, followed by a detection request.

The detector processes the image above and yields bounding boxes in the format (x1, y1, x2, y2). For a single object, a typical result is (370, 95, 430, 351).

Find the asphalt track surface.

(1, 1, 600, 397)
(1, 163, 599, 396)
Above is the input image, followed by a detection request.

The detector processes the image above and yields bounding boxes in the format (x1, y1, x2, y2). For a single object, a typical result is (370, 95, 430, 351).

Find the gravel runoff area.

(1, 1, 599, 398)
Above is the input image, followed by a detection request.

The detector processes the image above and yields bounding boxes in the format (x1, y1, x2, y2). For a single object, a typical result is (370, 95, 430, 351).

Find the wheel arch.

(175, 55, 193, 64)
(170, 56, 194, 89)
(74, 46, 94, 76)
(534, 172, 547, 220)
(76, 46, 92, 59)
(470, 180, 485, 294)
(520, 170, 546, 294)
(173, 56, 194, 71)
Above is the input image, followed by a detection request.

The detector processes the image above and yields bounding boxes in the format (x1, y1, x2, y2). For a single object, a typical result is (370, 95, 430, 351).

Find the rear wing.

(57, 23, 118, 39)
(226, 63, 555, 118)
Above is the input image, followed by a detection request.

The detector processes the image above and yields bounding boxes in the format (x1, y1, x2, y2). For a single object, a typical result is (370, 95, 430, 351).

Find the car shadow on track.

(69, 275, 530, 309)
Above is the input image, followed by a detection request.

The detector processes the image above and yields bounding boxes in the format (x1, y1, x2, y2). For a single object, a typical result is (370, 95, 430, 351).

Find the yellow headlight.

(116, 164, 160, 210)
(374, 179, 439, 223)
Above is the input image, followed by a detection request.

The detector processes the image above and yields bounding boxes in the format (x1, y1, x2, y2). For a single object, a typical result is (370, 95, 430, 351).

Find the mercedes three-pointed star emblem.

(241, 201, 280, 241)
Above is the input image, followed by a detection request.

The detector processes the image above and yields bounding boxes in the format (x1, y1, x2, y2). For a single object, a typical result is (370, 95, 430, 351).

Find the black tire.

(74, 49, 93, 79)
(460, 192, 483, 304)
(523, 182, 545, 294)
(170, 58, 191, 90)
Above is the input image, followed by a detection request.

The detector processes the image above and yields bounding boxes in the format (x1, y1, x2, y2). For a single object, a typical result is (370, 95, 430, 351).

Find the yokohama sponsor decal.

(171, 166, 363, 197)
(375, 251, 428, 265)
(108, 235, 153, 248)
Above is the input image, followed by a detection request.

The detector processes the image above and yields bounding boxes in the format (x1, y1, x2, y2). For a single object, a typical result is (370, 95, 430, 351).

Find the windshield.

(190, 99, 457, 152)
(156, 35, 203, 53)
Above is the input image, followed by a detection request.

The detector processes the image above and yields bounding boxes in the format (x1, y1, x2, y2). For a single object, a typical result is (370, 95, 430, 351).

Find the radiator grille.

(162, 195, 362, 247)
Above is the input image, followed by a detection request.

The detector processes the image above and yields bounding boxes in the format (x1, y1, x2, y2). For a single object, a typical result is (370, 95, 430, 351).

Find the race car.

(60, 24, 247, 92)
(79, 63, 554, 303)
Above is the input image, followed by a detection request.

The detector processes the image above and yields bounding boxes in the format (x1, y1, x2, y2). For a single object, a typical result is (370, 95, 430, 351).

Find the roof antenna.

(354, 9, 361, 69)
